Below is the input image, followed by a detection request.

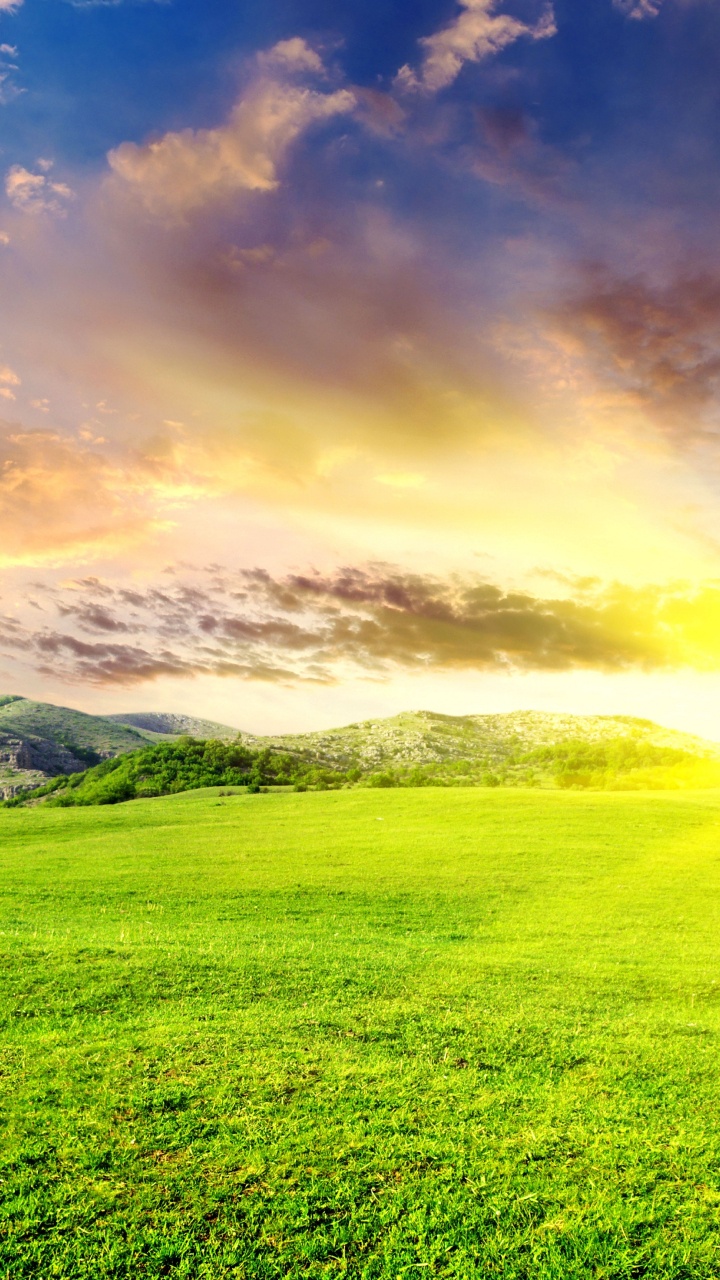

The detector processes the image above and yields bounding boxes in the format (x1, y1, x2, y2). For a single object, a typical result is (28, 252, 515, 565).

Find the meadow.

(2, 787, 720, 1277)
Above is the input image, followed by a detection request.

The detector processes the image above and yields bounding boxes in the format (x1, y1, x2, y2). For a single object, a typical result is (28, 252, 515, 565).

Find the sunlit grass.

(2, 787, 720, 1277)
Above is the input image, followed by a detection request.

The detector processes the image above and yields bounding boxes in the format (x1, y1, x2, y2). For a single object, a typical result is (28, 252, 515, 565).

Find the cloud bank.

(5, 564, 720, 688)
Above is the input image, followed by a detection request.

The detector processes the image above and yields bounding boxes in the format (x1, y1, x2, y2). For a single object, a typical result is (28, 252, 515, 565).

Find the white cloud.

(613, 0, 662, 15)
(258, 38, 325, 76)
(5, 165, 75, 215)
(0, 0, 23, 12)
(108, 65, 355, 219)
(396, 0, 556, 93)
(0, 39, 20, 103)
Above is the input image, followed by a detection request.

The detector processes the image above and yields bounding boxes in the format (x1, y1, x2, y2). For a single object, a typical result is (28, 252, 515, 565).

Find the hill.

(106, 711, 241, 740)
(9, 706, 720, 807)
(109, 707, 720, 773)
(0, 696, 147, 797)
(12, 737, 345, 807)
(242, 709, 720, 788)
(5, 700, 720, 800)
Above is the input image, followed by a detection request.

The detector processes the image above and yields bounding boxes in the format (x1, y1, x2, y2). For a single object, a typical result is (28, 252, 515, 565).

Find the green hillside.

(246, 708, 720, 772)
(109, 708, 720, 771)
(106, 711, 241, 741)
(10, 737, 346, 807)
(240, 709, 720, 791)
(5, 701, 720, 800)
(3, 787, 720, 1276)
(9, 707, 720, 806)
(0, 697, 146, 797)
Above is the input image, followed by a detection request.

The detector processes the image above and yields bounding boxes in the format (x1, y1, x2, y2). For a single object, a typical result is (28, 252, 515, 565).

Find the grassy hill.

(0, 696, 146, 796)
(106, 711, 241, 741)
(109, 707, 720, 773)
(246, 708, 720, 769)
(3, 786, 720, 1276)
(241, 709, 720, 791)
(4, 699, 720, 800)
(7, 704, 720, 802)
(12, 737, 346, 807)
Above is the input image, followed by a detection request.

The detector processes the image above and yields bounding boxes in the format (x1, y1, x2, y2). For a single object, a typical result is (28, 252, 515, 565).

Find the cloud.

(108, 46, 355, 219)
(0, 41, 21, 105)
(613, 0, 662, 17)
(14, 562, 720, 688)
(5, 166, 74, 215)
(0, 419, 198, 565)
(0, 366, 18, 400)
(550, 266, 720, 437)
(396, 0, 556, 93)
(0, 0, 23, 12)
(0, 126, 516, 483)
(257, 37, 326, 76)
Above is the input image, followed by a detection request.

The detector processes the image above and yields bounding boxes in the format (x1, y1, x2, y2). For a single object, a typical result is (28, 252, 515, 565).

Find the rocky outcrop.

(0, 732, 86, 775)
(0, 732, 88, 797)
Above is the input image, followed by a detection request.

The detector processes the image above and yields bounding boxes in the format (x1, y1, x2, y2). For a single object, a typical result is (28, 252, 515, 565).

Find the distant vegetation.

(6, 730, 720, 807)
(4, 738, 353, 807)
(2, 698, 720, 804)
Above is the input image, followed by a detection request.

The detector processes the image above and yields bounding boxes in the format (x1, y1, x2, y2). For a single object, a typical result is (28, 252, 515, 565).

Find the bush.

(13, 738, 351, 809)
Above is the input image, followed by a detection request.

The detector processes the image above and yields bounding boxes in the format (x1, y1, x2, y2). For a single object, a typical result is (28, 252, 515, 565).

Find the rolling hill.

(106, 711, 241, 740)
(242, 709, 720, 778)
(111, 707, 720, 770)
(3, 698, 720, 799)
(0, 696, 147, 797)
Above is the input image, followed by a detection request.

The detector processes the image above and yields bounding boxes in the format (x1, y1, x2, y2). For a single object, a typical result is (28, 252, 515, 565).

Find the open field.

(2, 789, 720, 1277)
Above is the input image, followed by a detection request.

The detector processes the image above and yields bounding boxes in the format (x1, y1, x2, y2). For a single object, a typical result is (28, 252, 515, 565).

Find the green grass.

(3, 788, 720, 1277)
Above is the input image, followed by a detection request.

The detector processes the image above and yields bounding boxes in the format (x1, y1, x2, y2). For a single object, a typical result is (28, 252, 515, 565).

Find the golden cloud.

(107, 47, 354, 220)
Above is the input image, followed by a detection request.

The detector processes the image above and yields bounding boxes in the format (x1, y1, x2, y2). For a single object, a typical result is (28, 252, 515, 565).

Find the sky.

(2, 0, 720, 735)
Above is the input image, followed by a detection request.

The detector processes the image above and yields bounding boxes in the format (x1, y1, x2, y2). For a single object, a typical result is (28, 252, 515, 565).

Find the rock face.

(0, 733, 89, 798)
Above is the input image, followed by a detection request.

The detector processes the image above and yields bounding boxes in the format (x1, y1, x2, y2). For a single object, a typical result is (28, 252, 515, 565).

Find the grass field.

(3, 788, 720, 1277)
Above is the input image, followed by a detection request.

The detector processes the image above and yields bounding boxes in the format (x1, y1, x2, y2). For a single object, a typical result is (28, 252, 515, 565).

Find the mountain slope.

(0, 697, 147, 797)
(5, 701, 720, 799)
(241, 709, 720, 773)
(106, 712, 240, 741)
